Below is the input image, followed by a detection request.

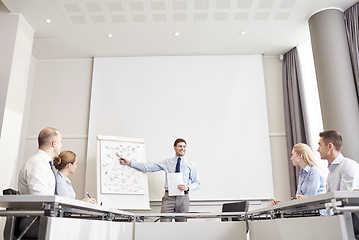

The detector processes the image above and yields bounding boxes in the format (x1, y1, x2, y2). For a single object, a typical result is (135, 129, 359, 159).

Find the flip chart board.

(96, 135, 150, 210)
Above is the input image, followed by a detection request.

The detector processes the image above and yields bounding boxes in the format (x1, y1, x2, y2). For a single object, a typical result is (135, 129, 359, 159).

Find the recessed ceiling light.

(45, 19, 52, 23)
(107, 34, 113, 38)
(239, 31, 246, 35)
(174, 32, 180, 37)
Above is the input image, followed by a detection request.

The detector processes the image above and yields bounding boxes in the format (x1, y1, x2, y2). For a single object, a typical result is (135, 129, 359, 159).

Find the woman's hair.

(53, 150, 76, 170)
(293, 143, 318, 166)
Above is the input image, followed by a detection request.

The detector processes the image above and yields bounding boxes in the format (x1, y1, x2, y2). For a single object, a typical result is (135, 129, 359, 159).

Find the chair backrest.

(221, 201, 249, 221)
(3, 188, 19, 195)
(2, 188, 21, 239)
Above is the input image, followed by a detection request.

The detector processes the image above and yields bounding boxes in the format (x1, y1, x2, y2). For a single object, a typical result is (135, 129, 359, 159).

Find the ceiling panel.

(1, 0, 358, 59)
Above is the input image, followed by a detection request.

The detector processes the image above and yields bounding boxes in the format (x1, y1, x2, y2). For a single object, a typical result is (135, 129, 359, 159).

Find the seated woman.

(272, 143, 326, 205)
(53, 151, 96, 204)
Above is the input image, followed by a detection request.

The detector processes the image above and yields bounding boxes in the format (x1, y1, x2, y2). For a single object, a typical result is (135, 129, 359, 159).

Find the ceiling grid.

(1, 0, 356, 59)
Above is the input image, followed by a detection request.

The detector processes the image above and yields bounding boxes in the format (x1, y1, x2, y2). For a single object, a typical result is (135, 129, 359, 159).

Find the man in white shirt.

(18, 127, 62, 195)
(318, 130, 359, 239)
(17, 127, 62, 238)
(317, 130, 359, 191)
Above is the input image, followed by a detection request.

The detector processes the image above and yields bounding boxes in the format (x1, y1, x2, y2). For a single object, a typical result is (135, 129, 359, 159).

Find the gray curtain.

(282, 47, 309, 197)
(344, 2, 359, 101)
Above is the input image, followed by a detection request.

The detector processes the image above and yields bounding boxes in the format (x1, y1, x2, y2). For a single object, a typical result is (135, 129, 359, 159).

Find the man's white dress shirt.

(18, 149, 56, 195)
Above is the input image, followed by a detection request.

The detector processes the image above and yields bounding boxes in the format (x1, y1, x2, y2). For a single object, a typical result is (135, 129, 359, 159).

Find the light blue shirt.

(296, 165, 326, 196)
(56, 171, 76, 199)
(130, 156, 200, 191)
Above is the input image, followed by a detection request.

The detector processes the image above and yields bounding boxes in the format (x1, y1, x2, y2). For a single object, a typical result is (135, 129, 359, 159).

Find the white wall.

(0, 14, 34, 190)
(22, 59, 93, 199)
(19, 55, 290, 209)
(262, 56, 290, 202)
(0, 14, 34, 240)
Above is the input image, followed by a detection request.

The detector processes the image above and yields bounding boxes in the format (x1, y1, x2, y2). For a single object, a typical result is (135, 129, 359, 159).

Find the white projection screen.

(86, 55, 274, 203)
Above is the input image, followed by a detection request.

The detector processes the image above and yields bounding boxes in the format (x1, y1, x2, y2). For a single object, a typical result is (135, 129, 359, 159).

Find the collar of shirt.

(330, 153, 344, 166)
(302, 164, 311, 173)
(174, 156, 186, 162)
(37, 149, 52, 162)
(58, 171, 72, 184)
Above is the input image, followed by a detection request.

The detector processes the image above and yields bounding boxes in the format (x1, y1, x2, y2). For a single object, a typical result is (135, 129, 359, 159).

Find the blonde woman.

(272, 143, 325, 204)
(291, 143, 326, 198)
(53, 151, 96, 204)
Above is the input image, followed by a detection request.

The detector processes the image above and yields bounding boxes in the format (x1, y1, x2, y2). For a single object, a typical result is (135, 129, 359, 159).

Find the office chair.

(2, 188, 39, 240)
(221, 201, 249, 221)
(221, 201, 249, 234)
(3, 188, 21, 239)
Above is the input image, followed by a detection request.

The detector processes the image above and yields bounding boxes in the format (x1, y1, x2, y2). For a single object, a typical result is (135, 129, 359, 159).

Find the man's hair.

(174, 138, 186, 146)
(319, 130, 342, 151)
(38, 127, 59, 147)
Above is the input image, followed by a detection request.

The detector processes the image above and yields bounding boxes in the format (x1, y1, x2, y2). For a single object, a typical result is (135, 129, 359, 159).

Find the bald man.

(18, 127, 63, 195)
(16, 127, 62, 238)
